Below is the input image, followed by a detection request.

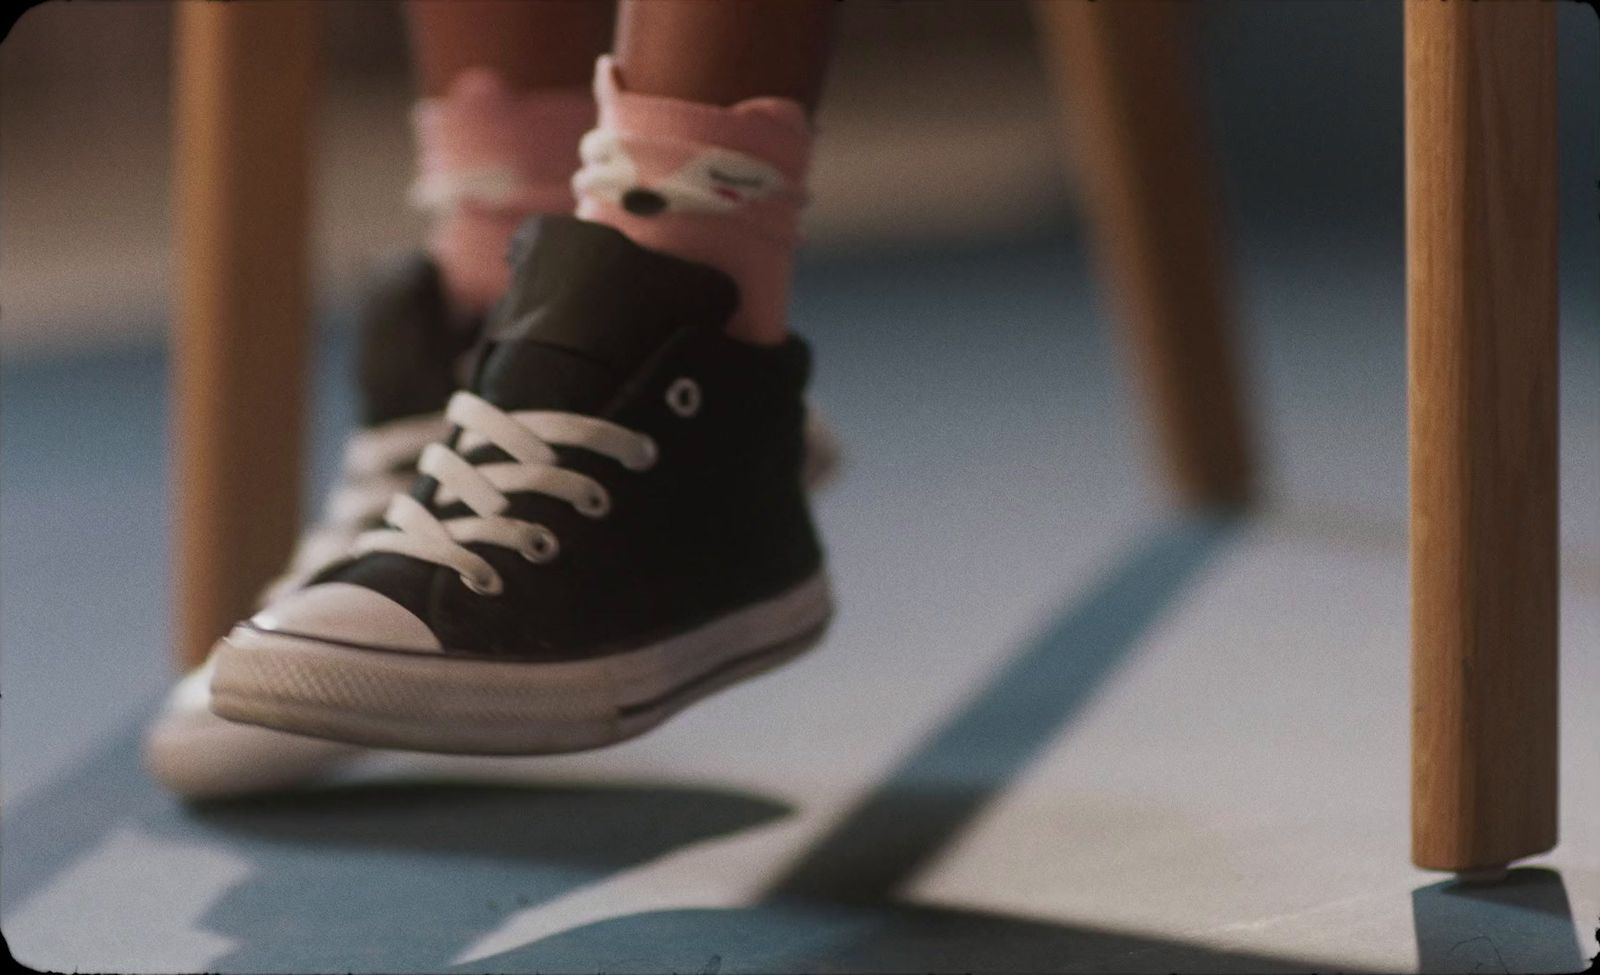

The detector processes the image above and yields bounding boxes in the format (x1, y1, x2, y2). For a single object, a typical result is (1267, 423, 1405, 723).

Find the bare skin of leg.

(614, 0, 836, 113)
(407, 0, 614, 95)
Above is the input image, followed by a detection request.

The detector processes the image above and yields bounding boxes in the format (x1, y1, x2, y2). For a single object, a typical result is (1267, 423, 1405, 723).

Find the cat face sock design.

(573, 56, 813, 345)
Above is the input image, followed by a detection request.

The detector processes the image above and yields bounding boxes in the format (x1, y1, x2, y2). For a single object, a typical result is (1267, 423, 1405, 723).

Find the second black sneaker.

(143, 253, 478, 797)
(209, 216, 832, 755)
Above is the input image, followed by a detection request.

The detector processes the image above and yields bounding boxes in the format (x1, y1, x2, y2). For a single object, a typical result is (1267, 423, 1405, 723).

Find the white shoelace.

(257, 413, 450, 606)
(351, 390, 657, 595)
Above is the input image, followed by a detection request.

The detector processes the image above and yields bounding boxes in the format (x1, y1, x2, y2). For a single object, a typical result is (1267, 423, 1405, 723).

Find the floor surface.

(2, 233, 1597, 972)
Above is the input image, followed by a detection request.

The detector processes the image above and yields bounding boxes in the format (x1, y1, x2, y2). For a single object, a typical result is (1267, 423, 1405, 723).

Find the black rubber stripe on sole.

(616, 619, 829, 719)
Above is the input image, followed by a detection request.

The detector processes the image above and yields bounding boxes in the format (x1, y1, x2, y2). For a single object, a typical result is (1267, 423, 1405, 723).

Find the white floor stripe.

(6, 825, 252, 973)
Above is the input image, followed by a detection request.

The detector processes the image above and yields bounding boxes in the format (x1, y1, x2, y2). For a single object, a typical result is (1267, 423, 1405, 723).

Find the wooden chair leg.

(172, 2, 320, 671)
(1033, 0, 1255, 509)
(1406, 0, 1559, 875)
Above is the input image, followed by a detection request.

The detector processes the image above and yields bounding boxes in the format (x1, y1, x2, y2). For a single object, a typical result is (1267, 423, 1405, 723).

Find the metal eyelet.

(460, 569, 504, 596)
(577, 487, 611, 518)
(520, 526, 560, 563)
(666, 377, 701, 417)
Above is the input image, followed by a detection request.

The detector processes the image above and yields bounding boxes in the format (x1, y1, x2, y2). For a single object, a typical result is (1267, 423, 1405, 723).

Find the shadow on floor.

(461, 514, 1340, 972)
(8, 513, 1349, 972)
(179, 781, 793, 972)
(770, 512, 1238, 903)
(1, 707, 795, 971)
(1410, 868, 1586, 974)
(480, 899, 1342, 973)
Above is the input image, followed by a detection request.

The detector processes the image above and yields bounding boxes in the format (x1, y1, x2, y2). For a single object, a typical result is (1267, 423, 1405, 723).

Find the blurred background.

(7, 0, 1592, 351)
(2, 3, 1598, 972)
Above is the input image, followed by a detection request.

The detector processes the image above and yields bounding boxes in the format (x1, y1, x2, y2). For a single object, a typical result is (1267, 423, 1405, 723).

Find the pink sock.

(411, 70, 594, 315)
(573, 56, 812, 345)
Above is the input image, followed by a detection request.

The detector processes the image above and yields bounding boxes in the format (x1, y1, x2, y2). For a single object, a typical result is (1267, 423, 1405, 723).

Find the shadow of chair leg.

(1410, 867, 1583, 974)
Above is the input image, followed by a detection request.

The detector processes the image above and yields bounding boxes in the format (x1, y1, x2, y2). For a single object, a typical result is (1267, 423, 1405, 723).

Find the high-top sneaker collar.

(355, 254, 482, 426)
(472, 216, 740, 413)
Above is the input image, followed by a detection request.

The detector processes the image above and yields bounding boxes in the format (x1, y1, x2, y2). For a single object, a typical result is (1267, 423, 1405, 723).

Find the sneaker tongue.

(354, 255, 480, 426)
(473, 216, 739, 412)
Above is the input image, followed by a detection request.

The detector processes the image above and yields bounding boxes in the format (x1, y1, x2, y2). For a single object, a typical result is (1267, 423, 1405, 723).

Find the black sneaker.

(208, 216, 833, 755)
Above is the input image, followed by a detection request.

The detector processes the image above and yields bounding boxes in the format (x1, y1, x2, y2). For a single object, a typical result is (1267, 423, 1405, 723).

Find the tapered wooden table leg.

(1033, 0, 1255, 509)
(1407, 0, 1559, 874)
(172, 2, 319, 670)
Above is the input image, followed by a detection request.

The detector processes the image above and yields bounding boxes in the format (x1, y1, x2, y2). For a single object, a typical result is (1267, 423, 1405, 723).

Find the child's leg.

(613, 0, 833, 110)
(406, 0, 612, 315)
(408, 0, 612, 97)
(573, 0, 836, 345)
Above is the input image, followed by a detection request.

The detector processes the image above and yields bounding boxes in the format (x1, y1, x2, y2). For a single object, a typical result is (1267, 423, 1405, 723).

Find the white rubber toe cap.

(248, 582, 442, 653)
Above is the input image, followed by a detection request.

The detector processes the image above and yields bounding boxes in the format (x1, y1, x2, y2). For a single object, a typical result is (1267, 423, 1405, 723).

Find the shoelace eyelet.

(460, 569, 504, 596)
(666, 378, 701, 418)
(520, 526, 560, 563)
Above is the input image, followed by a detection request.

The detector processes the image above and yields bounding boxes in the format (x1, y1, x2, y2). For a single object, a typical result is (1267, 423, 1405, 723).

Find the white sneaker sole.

(209, 572, 832, 755)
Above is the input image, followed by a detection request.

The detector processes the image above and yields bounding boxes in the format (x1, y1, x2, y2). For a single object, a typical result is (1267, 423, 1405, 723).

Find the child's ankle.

(411, 69, 594, 314)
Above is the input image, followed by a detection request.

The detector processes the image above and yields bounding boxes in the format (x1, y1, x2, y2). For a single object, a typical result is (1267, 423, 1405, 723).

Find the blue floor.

(3, 518, 1314, 973)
